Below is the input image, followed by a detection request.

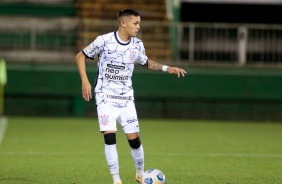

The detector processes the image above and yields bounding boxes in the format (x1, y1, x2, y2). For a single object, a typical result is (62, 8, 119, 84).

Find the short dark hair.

(118, 9, 140, 20)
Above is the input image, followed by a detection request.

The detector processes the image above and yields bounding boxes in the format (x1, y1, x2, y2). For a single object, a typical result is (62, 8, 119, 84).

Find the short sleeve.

(82, 36, 104, 59)
(136, 41, 148, 66)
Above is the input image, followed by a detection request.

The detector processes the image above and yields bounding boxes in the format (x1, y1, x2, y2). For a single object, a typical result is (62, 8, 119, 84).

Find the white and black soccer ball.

(142, 168, 166, 184)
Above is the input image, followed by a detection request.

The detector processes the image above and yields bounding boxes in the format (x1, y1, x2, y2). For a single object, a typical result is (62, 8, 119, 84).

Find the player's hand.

(167, 67, 186, 78)
(82, 80, 92, 101)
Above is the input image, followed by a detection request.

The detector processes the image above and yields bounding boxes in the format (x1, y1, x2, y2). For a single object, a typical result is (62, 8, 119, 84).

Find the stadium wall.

(0, 2, 76, 17)
(4, 64, 282, 121)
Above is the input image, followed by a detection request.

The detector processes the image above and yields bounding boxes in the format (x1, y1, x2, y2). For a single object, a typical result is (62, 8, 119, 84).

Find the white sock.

(105, 144, 121, 182)
(112, 173, 121, 183)
(131, 144, 144, 177)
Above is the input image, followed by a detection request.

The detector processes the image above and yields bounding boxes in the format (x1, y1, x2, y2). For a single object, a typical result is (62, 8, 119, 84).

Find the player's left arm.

(145, 59, 186, 78)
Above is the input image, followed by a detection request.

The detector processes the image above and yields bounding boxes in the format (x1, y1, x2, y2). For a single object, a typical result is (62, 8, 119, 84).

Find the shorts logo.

(100, 114, 109, 126)
(127, 117, 137, 124)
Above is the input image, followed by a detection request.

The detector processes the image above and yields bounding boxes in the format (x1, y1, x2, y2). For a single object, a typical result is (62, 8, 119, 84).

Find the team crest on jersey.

(100, 114, 109, 126)
(128, 50, 136, 60)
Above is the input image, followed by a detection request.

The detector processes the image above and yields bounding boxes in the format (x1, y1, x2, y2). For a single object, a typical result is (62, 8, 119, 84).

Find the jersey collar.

(114, 31, 131, 45)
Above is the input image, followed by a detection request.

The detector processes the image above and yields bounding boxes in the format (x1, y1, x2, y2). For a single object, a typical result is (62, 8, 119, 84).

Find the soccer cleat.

(114, 181, 122, 184)
(135, 173, 142, 183)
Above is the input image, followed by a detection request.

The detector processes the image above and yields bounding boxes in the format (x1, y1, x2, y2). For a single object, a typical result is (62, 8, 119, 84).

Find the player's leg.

(103, 131, 122, 184)
(97, 103, 122, 184)
(127, 132, 144, 183)
(118, 102, 144, 183)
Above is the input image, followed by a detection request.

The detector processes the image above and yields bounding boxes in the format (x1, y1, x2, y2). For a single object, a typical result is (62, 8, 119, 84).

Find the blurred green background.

(1, 0, 282, 121)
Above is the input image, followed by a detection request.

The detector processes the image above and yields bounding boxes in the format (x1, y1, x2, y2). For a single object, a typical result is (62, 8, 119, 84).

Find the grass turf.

(0, 117, 281, 183)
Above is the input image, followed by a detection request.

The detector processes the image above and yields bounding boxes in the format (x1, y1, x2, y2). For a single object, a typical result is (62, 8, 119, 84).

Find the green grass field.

(0, 117, 281, 184)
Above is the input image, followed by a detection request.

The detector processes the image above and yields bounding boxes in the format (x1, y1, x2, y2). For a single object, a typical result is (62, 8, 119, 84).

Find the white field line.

(0, 116, 7, 147)
(0, 151, 281, 158)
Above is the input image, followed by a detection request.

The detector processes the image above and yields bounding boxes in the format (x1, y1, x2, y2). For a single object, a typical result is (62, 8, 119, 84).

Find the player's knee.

(104, 133, 116, 145)
(128, 137, 141, 149)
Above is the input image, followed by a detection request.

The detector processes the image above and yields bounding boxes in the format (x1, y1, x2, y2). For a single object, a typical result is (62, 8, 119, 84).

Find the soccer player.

(75, 9, 186, 184)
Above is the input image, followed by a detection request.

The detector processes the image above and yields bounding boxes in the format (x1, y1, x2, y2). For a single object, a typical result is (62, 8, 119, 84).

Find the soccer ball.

(142, 168, 166, 184)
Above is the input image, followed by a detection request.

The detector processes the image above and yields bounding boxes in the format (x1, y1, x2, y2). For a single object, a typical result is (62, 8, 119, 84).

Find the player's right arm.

(76, 35, 104, 101)
(75, 52, 92, 101)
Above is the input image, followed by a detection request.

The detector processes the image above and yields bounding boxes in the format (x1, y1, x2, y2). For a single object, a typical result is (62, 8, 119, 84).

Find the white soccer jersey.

(82, 31, 148, 104)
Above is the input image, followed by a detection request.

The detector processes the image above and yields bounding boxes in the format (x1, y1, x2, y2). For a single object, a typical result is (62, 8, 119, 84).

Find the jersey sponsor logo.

(108, 95, 132, 100)
(107, 64, 125, 70)
(104, 73, 129, 81)
(105, 67, 129, 81)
